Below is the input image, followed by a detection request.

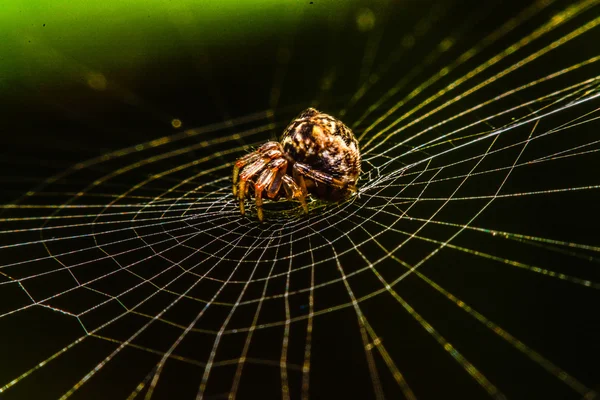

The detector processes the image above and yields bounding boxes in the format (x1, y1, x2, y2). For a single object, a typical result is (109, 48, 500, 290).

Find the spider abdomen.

(281, 108, 361, 201)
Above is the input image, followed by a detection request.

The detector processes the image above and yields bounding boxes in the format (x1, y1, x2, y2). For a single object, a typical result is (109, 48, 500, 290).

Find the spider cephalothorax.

(232, 108, 361, 221)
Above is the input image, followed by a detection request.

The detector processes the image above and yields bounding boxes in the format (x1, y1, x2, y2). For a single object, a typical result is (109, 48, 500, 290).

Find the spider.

(232, 107, 361, 222)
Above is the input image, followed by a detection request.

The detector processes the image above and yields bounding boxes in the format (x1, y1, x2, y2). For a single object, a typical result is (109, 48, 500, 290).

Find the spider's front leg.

(234, 142, 284, 217)
(232, 141, 281, 196)
(253, 158, 287, 222)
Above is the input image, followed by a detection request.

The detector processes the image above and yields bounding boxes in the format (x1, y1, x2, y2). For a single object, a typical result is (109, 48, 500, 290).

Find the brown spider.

(232, 108, 361, 221)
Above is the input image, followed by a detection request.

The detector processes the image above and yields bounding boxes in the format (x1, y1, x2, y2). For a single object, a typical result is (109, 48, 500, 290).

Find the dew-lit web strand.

(92, 335, 301, 373)
(0, 202, 232, 272)
(369, 184, 600, 205)
(0, 121, 278, 248)
(114, 166, 342, 396)
(0, 207, 230, 257)
(394, 216, 600, 257)
(364, 231, 597, 398)
(344, 0, 511, 120)
(313, 120, 521, 397)
(367, 140, 600, 201)
(358, 71, 600, 181)
(132, 231, 272, 399)
(357, 113, 600, 291)
(75, 122, 272, 205)
(361, 140, 600, 297)
(0, 200, 204, 220)
(298, 152, 494, 398)
(0, 225, 203, 307)
(132, 143, 250, 221)
(0, 189, 230, 245)
(113, 217, 262, 336)
(196, 235, 280, 399)
(60, 229, 263, 400)
(246, 178, 600, 312)
(0, 146, 275, 254)
(382, 211, 600, 289)
(326, 229, 438, 400)
(0, 204, 218, 233)
(351, 0, 570, 137)
(358, 134, 510, 397)
(352, 232, 510, 398)
(310, 227, 386, 400)
(0, 221, 221, 394)
(365, 105, 600, 195)
(364, 139, 600, 209)
(279, 229, 294, 400)
(363, 0, 595, 151)
(0, 109, 274, 220)
(382, 105, 600, 187)
(3, 6, 592, 220)
(10, 191, 191, 202)
(0, 206, 234, 282)
(362, 65, 600, 165)
(284, 159, 440, 397)
(344, 117, 597, 397)
(310, 227, 417, 400)
(0, 209, 241, 320)
(226, 236, 287, 399)
(361, 3, 600, 153)
(25, 162, 592, 346)
(368, 79, 600, 171)
(300, 235, 315, 400)
(14, 120, 275, 233)
(354, 222, 589, 394)
(44, 179, 595, 343)
(366, 90, 600, 193)
(350, 0, 564, 122)
(74, 216, 246, 329)
(78, 202, 262, 360)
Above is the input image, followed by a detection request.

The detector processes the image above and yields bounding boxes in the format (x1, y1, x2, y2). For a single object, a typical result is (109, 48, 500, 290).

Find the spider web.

(1, 1, 600, 399)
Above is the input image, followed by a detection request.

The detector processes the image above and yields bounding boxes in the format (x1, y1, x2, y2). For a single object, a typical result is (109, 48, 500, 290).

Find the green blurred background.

(0, 0, 363, 88)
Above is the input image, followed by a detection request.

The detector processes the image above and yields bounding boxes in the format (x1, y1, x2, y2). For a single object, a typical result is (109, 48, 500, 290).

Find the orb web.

(1, 1, 599, 399)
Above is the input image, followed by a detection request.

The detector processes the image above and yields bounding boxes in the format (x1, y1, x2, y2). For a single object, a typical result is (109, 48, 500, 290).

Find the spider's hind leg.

(281, 175, 308, 215)
(293, 162, 357, 199)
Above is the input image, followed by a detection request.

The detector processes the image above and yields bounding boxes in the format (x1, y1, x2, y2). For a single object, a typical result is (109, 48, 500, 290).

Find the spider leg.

(232, 152, 260, 197)
(232, 141, 281, 196)
(254, 158, 286, 222)
(266, 160, 288, 199)
(292, 164, 308, 198)
(236, 143, 284, 217)
(237, 159, 267, 217)
(238, 179, 251, 216)
(281, 175, 308, 214)
(293, 162, 356, 192)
